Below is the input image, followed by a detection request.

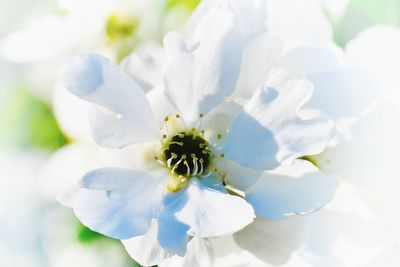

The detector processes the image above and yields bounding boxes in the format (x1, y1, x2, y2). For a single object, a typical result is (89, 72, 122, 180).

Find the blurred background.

(0, 0, 399, 266)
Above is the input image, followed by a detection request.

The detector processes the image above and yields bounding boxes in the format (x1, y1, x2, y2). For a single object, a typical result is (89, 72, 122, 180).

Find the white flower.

(60, 1, 337, 264)
(0, 0, 188, 100)
(346, 25, 400, 107)
(308, 25, 400, 245)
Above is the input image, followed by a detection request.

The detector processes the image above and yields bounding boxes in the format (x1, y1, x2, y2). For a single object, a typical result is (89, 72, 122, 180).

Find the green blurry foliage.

(0, 86, 68, 150)
(333, 0, 400, 46)
(77, 223, 142, 267)
(77, 223, 103, 244)
(105, 13, 140, 63)
(166, 0, 201, 12)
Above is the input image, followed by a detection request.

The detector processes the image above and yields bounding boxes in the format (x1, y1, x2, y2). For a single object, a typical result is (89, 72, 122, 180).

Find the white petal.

(222, 80, 334, 170)
(307, 69, 379, 120)
(60, 53, 160, 147)
(278, 45, 341, 78)
(88, 106, 159, 148)
(211, 235, 274, 267)
(157, 209, 190, 256)
(234, 33, 283, 99)
(266, 0, 332, 47)
(303, 183, 395, 266)
(346, 25, 400, 99)
(121, 42, 165, 92)
(215, 159, 263, 192)
(188, 0, 268, 38)
(234, 215, 310, 264)
(245, 160, 337, 219)
(73, 168, 165, 239)
(39, 143, 102, 207)
(163, 5, 241, 122)
(53, 86, 92, 143)
(160, 238, 214, 267)
(312, 103, 400, 201)
(122, 220, 174, 266)
(187, 0, 279, 100)
(200, 100, 242, 143)
(160, 177, 255, 238)
(99, 141, 161, 171)
(146, 87, 179, 127)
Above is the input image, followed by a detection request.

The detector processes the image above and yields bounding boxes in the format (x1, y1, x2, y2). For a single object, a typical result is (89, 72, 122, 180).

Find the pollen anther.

(163, 131, 211, 177)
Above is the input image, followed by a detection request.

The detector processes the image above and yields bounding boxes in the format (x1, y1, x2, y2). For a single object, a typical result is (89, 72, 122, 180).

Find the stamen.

(167, 157, 174, 168)
(202, 150, 211, 155)
(169, 141, 184, 146)
(171, 156, 184, 173)
(163, 132, 211, 177)
(184, 160, 190, 176)
(192, 158, 198, 176)
(199, 158, 204, 175)
(179, 175, 186, 182)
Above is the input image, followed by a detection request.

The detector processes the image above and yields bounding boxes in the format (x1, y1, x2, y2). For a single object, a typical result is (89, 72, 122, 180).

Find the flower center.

(105, 13, 139, 40)
(164, 132, 211, 177)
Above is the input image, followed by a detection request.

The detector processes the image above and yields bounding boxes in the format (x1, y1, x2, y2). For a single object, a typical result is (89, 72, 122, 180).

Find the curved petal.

(60, 53, 160, 147)
(73, 168, 165, 239)
(234, 215, 310, 265)
(346, 25, 400, 99)
(39, 143, 102, 207)
(146, 87, 179, 127)
(187, 0, 283, 101)
(187, 0, 269, 41)
(160, 238, 214, 267)
(122, 220, 174, 266)
(307, 69, 379, 120)
(200, 100, 242, 143)
(121, 42, 165, 92)
(99, 141, 160, 171)
(245, 160, 337, 219)
(233, 33, 283, 99)
(163, 4, 241, 122)
(159, 177, 255, 238)
(312, 103, 400, 201)
(157, 211, 190, 256)
(278, 45, 341, 78)
(215, 159, 263, 192)
(303, 183, 395, 267)
(266, 0, 332, 47)
(221, 80, 335, 170)
(53, 86, 92, 143)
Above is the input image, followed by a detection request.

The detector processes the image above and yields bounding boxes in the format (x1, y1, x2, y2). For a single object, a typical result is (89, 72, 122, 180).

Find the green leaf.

(0, 86, 68, 150)
(77, 224, 103, 244)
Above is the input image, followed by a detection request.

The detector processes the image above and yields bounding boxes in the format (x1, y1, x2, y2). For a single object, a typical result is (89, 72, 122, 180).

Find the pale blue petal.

(122, 220, 174, 266)
(73, 168, 165, 239)
(60, 53, 160, 147)
(163, 4, 242, 122)
(160, 177, 255, 238)
(221, 80, 335, 170)
(157, 212, 190, 256)
(246, 160, 337, 219)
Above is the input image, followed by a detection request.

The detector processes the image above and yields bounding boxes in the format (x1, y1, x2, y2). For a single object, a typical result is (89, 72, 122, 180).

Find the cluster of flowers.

(3, 0, 400, 266)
